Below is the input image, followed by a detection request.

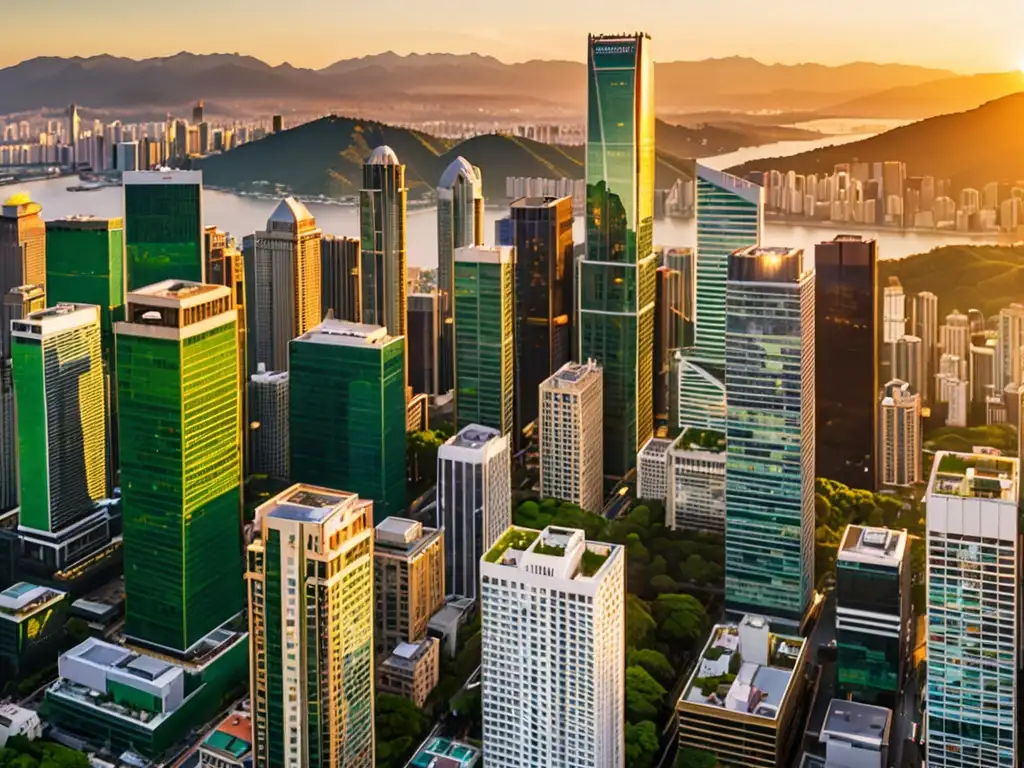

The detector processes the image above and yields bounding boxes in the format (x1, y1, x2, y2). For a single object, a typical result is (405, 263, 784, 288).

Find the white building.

(481, 525, 624, 768)
(539, 360, 603, 514)
(667, 428, 726, 533)
(437, 424, 511, 599)
(637, 438, 672, 501)
(878, 379, 922, 487)
(925, 452, 1018, 767)
(940, 311, 970, 360)
(0, 704, 41, 747)
(882, 279, 905, 345)
(995, 303, 1024, 392)
(820, 699, 891, 768)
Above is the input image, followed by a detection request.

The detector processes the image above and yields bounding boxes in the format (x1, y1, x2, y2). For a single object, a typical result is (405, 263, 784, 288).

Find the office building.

(580, 33, 656, 477)
(511, 196, 574, 446)
(373, 517, 444, 659)
(677, 614, 807, 768)
(879, 380, 922, 487)
(655, 247, 694, 420)
(246, 485, 375, 768)
(437, 157, 484, 393)
(940, 310, 970, 360)
(378, 638, 440, 708)
(835, 526, 910, 701)
(539, 360, 604, 514)
(725, 247, 815, 624)
(667, 428, 727, 533)
(970, 340, 996, 403)
(360, 146, 407, 338)
(453, 246, 514, 434)
(892, 335, 923, 399)
(995, 303, 1024, 393)
(321, 234, 361, 323)
(67, 104, 80, 167)
(819, 700, 892, 768)
(494, 217, 513, 247)
(0, 194, 45, 300)
(0, 582, 68, 680)
(116, 281, 242, 654)
(909, 291, 938, 401)
(815, 235, 877, 488)
(408, 293, 440, 396)
(637, 438, 672, 501)
(123, 170, 204, 291)
(249, 365, 290, 483)
(481, 526, 625, 768)
(115, 141, 139, 172)
(289, 318, 405, 522)
(247, 198, 322, 373)
(436, 425, 511, 599)
(925, 452, 1018, 767)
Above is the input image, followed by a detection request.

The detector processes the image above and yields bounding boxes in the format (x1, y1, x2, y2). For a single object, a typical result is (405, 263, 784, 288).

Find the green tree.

(653, 593, 707, 647)
(625, 720, 660, 768)
(626, 648, 675, 687)
(626, 594, 657, 648)
(625, 665, 667, 723)
(650, 574, 678, 595)
(676, 747, 718, 768)
(375, 693, 428, 768)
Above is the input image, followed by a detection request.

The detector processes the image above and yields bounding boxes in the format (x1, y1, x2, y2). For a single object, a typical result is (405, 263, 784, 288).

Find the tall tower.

(67, 104, 80, 168)
(248, 198, 322, 373)
(580, 33, 656, 477)
(247, 484, 376, 768)
(437, 157, 484, 393)
(879, 379, 922, 487)
(123, 170, 204, 291)
(512, 196, 574, 448)
(908, 291, 938, 402)
(289, 318, 406, 522)
(453, 245, 515, 435)
(814, 235, 878, 489)
(725, 247, 815, 625)
(0, 193, 46, 298)
(359, 147, 407, 339)
(320, 235, 361, 323)
(116, 281, 243, 654)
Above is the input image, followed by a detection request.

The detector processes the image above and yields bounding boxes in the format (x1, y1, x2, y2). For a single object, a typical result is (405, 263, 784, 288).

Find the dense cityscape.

(0, 23, 1020, 768)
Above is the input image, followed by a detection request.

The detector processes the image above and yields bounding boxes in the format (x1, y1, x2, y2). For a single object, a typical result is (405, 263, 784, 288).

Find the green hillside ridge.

(726, 91, 1024, 191)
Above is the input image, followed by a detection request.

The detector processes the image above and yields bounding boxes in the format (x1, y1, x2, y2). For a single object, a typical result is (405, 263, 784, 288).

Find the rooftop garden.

(679, 427, 726, 452)
(936, 453, 972, 475)
(580, 548, 609, 577)
(483, 528, 538, 563)
(533, 542, 566, 557)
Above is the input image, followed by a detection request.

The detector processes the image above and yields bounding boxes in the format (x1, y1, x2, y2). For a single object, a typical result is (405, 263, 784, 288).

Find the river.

(10, 131, 1014, 267)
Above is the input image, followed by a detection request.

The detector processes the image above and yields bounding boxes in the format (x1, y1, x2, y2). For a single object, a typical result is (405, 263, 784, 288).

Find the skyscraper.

(654, 247, 693, 421)
(247, 198, 322, 372)
(320, 234, 361, 323)
(925, 452, 1018, 767)
(883, 278, 906, 345)
(247, 484, 375, 768)
(123, 170, 204, 291)
(908, 291, 938, 401)
(725, 247, 815, 624)
(437, 157, 484, 393)
(116, 281, 243, 654)
(289, 318, 405, 522)
(436, 424, 511, 599)
(995, 303, 1024, 393)
(539, 360, 604, 514)
(407, 293, 439, 396)
(940, 310, 970, 360)
(879, 379, 922, 487)
(249, 365, 290, 483)
(511, 196, 574, 447)
(814, 235, 878, 489)
(0, 193, 46, 298)
(580, 33, 656, 477)
(893, 335, 924, 395)
(481, 525, 625, 767)
(453, 246, 514, 434)
(67, 104, 80, 168)
(360, 147, 407, 338)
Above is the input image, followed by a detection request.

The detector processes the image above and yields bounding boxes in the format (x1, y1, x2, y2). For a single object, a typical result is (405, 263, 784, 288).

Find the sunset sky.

(5, 0, 1022, 72)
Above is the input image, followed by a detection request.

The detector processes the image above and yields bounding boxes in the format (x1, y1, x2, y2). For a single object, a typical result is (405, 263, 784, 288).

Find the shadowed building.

(360, 147, 407, 339)
(320, 234, 361, 323)
(123, 171, 203, 291)
(408, 293, 439, 396)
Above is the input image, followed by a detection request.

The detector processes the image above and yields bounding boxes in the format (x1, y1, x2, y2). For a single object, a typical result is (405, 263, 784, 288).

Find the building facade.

(908, 291, 938, 402)
(249, 365, 290, 482)
(360, 147, 407, 339)
(320, 235, 361, 324)
(407, 293, 439, 396)
(878, 379, 922, 487)
(0, 194, 46, 299)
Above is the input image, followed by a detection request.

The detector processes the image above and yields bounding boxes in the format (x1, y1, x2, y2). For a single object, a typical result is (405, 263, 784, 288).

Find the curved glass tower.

(360, 147, 407, 339)
(580, 33, 655, 478)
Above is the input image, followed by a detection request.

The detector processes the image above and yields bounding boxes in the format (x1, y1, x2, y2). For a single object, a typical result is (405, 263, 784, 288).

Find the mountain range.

(0, 51, 979, 118)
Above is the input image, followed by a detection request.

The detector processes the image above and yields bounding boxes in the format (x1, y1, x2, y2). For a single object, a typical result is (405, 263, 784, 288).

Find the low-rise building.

(0, 704, 41, 746)
(820, 699, 891, 768)
(637, 438, 672, 500)
(199, 711, 252, 768)
(0, 581, 68, 680)
(378, 637, 440, 707)
(667, 428, 726, 533)
(406, 735, 481, 767)
(426, 596, 476, 659)
(677, 614, 808, 768)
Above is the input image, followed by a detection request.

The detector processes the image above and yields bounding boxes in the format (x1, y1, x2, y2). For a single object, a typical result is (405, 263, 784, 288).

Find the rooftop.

(837, 525, 908, 569)
(295, 316, 396, 348)
(123, 169, 202, 186)
(451, 423, 501, 450)
(46, 215, 122, 230)
(128, 280, 229, 308)
(483, 526, 617, 580)
(929, 451, 1018, 501)
(262, 484, 358, 523)
(510, 195, 570, 209)
(367, 145, 400, 166)
(542, 359, 602, 389)
(674, 427, 726, 454)
(822, 699, 892, 749)
(454, 244, 513, 264)
(639, 437, 673, 458)
(266, 196, 316, 230)
(408, 736, 481, 768)
(439, 156, 481, 189)
(0, 582, 66, 618)
(383, 638, 438, 673)
(696, 164, 763, 205)
(375, 517, 441, 558)
(13, 303, 99, 338)
(202, 712, 252, 761)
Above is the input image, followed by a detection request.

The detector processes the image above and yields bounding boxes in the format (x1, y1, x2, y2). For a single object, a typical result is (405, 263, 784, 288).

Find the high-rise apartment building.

(408, 293, 439, 396)
(940, 310, 970, 360)
(835, 525, 910, 701)
(882, 278, 906, 345)
(437, 157, 484, 394)
(360, 147, 407, 338)
(373, 517, 444, 659)
(925, 452, 1018, 767)
(995, 303, 1024, 392)
(908, 291, 938, 401)
(481, 525, 625, 768)
(539, 360, 604, 514)
(436, 425, 511, 599)
(725, 247, 815, 624)
(247, 484, 375, 768)
(247, 198, 322, 373)
(511, 196, 574, 446)
(0, 193, 46, 298)
(815, 235, 877, 488)
(289, 318, 405, 522)
(893, 335, 924, 396)
(116, 281, 243, 654)
(580, 33, 656, 477)
(879, 379, 922, 487)
(970, 340, 996, 403)
(123, 170, 204, 291)
(321, 235, 361, 323)
(249, 365, 290, 483)
(453, 245, 514, 434)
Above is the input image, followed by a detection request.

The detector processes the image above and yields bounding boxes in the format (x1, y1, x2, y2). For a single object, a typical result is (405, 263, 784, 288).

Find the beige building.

(373, 517, 445, 660)
(377, 637, 440, 707)
(539, 360, 604, 513)
(879, 380, 922, 487)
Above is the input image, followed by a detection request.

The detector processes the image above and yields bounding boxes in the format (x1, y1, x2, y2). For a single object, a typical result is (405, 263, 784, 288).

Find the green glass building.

(453, 245, 514, 436)
(289, 319, 405, 523)
(116, 281, 243, 654)
(12, 304, 107, 534)
(360, 147, 407, 339)
(581, 33, 656, 477)
(123, 171, 204, 292)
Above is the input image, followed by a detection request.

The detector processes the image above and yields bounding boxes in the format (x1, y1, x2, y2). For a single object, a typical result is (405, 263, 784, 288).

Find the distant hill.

(656, 120, 817, 157)
(824, 71, 1024, 118)
(726, 93, 1024, 191)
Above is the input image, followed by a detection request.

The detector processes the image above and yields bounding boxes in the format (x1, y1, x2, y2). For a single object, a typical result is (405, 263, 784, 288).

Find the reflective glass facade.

(724, 249, 814, 623)
(124, 179, 203, 291)
(360, 161, 407, 338)
(581, 34, 655, 477)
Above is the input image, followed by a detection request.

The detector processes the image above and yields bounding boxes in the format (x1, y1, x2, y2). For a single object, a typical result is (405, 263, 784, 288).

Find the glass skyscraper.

(580, 33, 656, 477)
(360, 147, 407, 339)
(123, 171, 204, 291)
(724, 246, 815, 624)
(116, 281, 243, 654)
